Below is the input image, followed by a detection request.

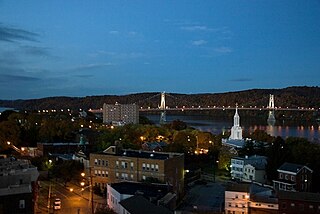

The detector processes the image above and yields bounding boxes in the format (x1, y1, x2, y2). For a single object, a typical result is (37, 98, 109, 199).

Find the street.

(36, 180, 106, 214)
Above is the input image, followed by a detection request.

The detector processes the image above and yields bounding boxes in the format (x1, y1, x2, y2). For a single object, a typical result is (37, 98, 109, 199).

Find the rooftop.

(96, 148, 183, 160)
(278, 191, 320, 202)
(278, 162, 313, 174)
(110, 182, 170, 199)
(119, 195, 172, 214)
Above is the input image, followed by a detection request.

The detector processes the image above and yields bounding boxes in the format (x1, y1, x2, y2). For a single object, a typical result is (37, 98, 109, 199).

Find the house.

(90, 144, 185, 198)
(107, 182, 175, 213)
(119, 195, 172, 214)
(230, 155, 267, 183)
(278, 191, 320, 214)
(273, 162, 313, 192)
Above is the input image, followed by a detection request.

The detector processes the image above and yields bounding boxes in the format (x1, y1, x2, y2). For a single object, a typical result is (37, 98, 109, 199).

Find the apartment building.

(0, 157, 39, 214)
(225, 183, 278, 214)
(90, 145, 184, 198)
(102, 103, 139, 125)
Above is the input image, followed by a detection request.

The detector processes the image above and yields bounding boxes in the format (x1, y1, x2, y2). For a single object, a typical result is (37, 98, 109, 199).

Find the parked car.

(54, 198, 61, 210)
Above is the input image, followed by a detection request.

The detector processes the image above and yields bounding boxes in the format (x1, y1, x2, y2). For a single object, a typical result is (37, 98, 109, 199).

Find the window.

(130, 162, 134, 169)
(142, 175, 146, 180)
(102, 171, 105, 177)
(142, 163, 146, 170)
(98, 159, 101, 165)
(235, 194, 238, 198)
(116, 172, 119, 178)
(130, 174, 133, 180)
(147, 164, 150, 170)
(94, 159, 98, 165)
(116, 161, 119, 168)
(102, 160, 104, 166)
(105, 160, 108, 167)
(309, 205, 313, 209)
(151, 164, 154, 170)
(228, 203, 232, 207)
(155, 164, 159, 171)
(106, 171, 108, 177)
(94, 170, 98, 176)
(242, 195, 245, 199)
(98, 170, 101, 176)
(19, 200, 25, 209)
(285, 174, 288, 180)
(280, 173, 283, 179)
(299, 204, 304, 211)
(291, 175, 294, 181)
(291, 203, 295, 207)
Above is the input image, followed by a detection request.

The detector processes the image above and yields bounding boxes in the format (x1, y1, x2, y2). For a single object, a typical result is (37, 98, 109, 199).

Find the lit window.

(142, 163, 146, 170)
(142, 175, 146, 180)
(19, 200, 25, 209)
(155, 164, 159, 171)
(94, 159, 98, 165)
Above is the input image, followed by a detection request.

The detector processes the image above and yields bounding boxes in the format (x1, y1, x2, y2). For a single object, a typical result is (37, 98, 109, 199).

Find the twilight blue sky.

(0, 1, 320, 99)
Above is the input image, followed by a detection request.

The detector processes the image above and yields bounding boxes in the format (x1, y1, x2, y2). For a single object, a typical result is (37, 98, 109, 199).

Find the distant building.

(103, 103, 139, 125)
(222, 106, 245, 148)
(90, 145, 184, 198)
(273, 162, 313, 192)
(142, 141, 168, 152)
(230, 155, 267, 184)
(0, 157, 39, 214)
(37, 141, 91, 157)
(278, 191, 320, 214)
(107, 182, 175, 213)
(225, 183, 278, 214)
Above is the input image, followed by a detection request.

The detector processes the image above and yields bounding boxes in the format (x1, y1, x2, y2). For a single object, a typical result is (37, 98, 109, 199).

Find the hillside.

(0, 86, 319, 111)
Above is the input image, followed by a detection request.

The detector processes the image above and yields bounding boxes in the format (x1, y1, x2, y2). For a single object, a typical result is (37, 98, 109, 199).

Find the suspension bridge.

(89, 92, 318, 124)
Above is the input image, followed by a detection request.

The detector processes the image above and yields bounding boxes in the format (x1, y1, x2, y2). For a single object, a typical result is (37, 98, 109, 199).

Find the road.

(36, 180, 106, 214)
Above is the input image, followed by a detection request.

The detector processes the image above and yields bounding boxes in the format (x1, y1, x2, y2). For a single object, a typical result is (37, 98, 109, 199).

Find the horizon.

(0, 85, 317, 101)
(1, 1, 320, 99)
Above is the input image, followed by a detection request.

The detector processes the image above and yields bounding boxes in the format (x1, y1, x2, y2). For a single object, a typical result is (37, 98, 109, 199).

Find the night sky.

(0, 1, 320, 100)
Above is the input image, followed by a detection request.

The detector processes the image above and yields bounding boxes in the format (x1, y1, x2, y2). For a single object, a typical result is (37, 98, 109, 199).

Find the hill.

(0, 86, 319, 111)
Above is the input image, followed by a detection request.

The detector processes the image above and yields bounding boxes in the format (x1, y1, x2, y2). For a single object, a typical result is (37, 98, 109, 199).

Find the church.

(222, 105, 245, 148)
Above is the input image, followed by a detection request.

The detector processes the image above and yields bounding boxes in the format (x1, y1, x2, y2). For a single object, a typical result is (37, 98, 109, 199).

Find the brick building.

(278, 191, 320, 214)
(90, 145, 184, 198)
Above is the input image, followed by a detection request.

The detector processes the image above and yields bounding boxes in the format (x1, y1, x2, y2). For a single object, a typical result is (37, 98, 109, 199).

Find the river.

(144, 114, 320, 143)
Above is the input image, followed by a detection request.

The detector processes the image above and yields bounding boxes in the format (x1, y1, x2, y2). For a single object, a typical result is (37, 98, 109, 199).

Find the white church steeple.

(230, 104, 243, 140)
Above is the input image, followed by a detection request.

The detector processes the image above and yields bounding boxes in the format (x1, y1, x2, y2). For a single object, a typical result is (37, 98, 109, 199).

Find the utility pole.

(89, 167, 94, 214)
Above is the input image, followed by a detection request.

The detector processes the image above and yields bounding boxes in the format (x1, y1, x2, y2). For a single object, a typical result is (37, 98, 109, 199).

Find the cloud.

(71, 63, 113, 71)
(230, 78, 253, 82)
(109, 30, 119, 34)
(0, 23, 39, 42)
(214, 47, 233, 53)
(20, 45, 50, 56)
(192, 40, 207, 46)
(74, 74, 95, 78)
(0, 74, 40, 83)
(181, 25, 212, 31)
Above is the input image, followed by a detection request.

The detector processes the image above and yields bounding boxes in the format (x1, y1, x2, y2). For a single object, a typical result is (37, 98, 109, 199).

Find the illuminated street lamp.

(7, 141, 11, 145)
(81, 172, 85, 177)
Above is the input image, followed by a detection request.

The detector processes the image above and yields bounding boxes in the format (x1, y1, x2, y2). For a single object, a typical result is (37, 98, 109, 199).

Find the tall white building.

(229, 106, 243, 140)
(103, 103, 139, 125)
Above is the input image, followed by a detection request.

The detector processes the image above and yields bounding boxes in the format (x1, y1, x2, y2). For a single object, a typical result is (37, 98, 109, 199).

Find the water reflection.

(144, 114, 320, 143)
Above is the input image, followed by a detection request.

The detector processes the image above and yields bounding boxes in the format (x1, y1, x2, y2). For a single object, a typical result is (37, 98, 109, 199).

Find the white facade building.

(225, 184, 250, 214)
(231, 155, 267, 184)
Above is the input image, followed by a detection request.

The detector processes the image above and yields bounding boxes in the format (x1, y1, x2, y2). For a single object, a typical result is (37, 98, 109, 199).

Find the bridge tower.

(267, 94, 276, 125)
(159, 92, 166, 124)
